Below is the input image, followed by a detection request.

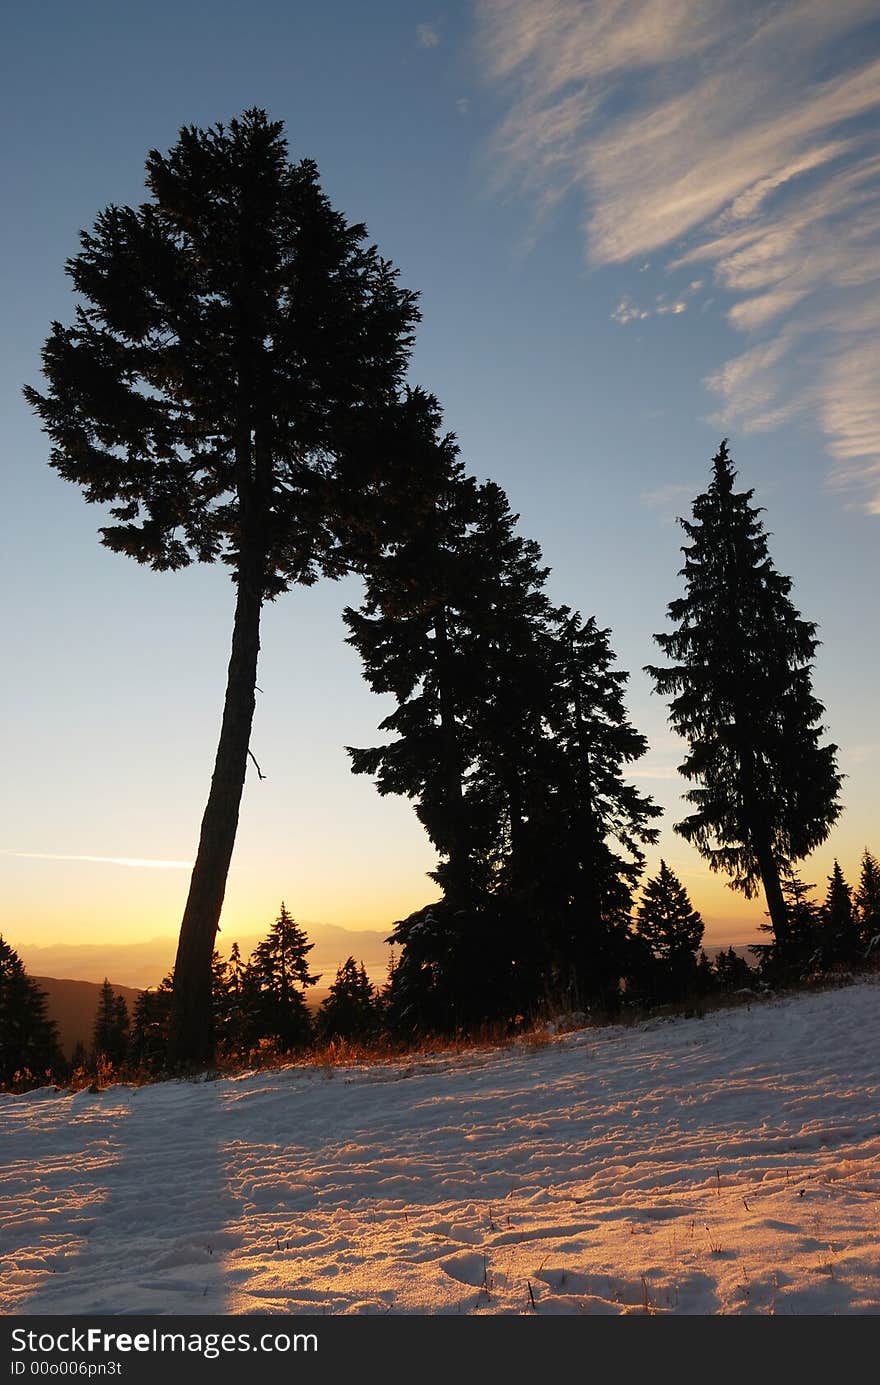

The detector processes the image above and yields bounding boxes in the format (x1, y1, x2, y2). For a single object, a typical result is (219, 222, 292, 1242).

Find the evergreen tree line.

(127, 904, 377, 1068)
(3, 842, 878, 1089)
(124, 848, 880, 1058)
(23, 110, 855, 1064)
(343, 439, 849, 1032)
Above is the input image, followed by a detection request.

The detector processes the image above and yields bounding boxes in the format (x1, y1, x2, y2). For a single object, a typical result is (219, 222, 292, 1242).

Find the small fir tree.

(317, 958, 377, 1043)
(633, 861, 704, 998)
(245, 904, 319, 1050)
(855, 849, 880, 952)
(0, 936, 62, 1087)
(713, 947, 753, 991)
(129, 975, 174, 1068)
(215, 941, 250, 1049)
(92, 980, 129, 1066)
(819, 861, 860, 966)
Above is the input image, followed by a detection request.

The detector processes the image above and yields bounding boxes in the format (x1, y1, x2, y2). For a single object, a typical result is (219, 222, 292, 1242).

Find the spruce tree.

(348, 428, 659, 1024)
(713, 947, 753, 990)
(344, 400, 483, 909)
(129, 983, 172, 1069)
(635, 860, 704, 962)
(245, 903, 319, 1050)
(647, 442, 841, 948)
(317, 957, 377, 1043)
(0, 936, 62, 1088)
(525, 610, 660, 999)
(92, 980, 129, 1066)
(216, 941, 250, 1049)
(25, 110, 420, 1066)
(855, 849, 880, 951)
(633, 860, 704, 997)
(819, 860, 860, 966)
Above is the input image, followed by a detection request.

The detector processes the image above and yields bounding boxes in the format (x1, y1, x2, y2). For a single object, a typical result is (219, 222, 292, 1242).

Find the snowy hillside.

(1, 982, 878, 1316)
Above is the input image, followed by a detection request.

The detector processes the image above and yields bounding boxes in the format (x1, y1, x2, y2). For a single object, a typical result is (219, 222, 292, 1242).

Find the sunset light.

(1, 0, 878, 1334)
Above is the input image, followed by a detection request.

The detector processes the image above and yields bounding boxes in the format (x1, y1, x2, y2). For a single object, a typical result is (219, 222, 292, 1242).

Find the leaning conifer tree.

(647, 442, 841, 947)
(24, 110, 419, 1065)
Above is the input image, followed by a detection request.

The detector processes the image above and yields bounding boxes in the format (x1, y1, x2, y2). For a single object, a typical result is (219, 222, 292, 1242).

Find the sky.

(2, 0, 878, 955)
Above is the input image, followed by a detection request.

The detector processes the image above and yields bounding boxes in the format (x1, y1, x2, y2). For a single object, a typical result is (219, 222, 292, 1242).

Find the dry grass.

(6, 961, 877, 1096)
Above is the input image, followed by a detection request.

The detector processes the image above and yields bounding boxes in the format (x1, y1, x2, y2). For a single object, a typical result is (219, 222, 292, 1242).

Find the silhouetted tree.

(129, 982, 172, 1068)
(0, 936, 62, 1088)
(214, 941, 250, 1048)
(523, 611, 660, 1002)
(25, 110, 420, 1066)
(752, 870, 822, 982)
(92, 980, 129, 1066)
(855, 849, 880, 952)
(647, 441, 841, 949)
(245, 903, 318, 1050)
(632, 860, 704, 998)
(349, 448, 658, 1024)
(713, 947, 753, 991)
(819, 860, 860, 966)
(635, 860, 704, 962)
(344, 402, 484, 910)
(317, 957, 377, 1043)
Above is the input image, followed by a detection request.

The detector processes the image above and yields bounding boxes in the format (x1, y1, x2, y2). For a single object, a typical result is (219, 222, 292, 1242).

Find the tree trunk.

(434, 606, 470, 908)
(730, 664, 790, 949)
(737, 732, 789, 947)
(167, 553, 263, 1067)
(755, 831, 789, 946)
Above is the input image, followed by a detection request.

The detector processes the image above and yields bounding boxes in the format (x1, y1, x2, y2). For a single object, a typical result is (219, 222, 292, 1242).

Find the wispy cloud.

(640, 481, 699, 516)
(611, 286, 694, 324)
(1, 850, 192, 870)
(478, 0, 880, 508)
(417, 23, 440, 48)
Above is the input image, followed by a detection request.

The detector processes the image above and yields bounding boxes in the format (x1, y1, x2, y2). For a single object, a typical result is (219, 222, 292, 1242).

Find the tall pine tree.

(347, 430, 658, 1024)
(647, 442, 841, 947)
(25, 110, 420, 1066)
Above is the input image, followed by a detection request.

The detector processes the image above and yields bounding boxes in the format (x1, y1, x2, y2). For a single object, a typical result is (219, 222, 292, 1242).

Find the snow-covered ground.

(1, 982, 878, 1316)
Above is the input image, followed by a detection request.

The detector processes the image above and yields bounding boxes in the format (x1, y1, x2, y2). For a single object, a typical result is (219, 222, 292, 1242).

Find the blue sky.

(2, 1, 878, 949)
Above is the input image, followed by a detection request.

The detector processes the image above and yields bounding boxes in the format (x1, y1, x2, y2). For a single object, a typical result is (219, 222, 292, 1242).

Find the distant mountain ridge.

(33, 976, 144, 1060)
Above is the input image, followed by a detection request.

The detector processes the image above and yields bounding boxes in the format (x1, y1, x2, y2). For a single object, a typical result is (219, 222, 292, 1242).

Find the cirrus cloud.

(477, 0, 880, 508)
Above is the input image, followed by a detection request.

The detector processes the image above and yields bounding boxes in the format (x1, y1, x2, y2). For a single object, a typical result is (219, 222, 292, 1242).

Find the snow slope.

(1, 982, 878, 1316)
